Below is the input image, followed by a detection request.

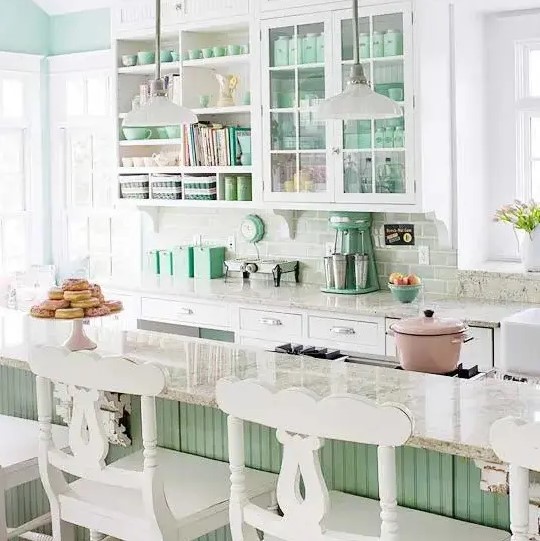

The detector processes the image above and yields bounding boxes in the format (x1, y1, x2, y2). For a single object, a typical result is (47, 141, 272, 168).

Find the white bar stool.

(0, 414, 68, 541)
(491, 417, 539, 541)
(217, 378, 511, 541)
(30, 346, 276, 541)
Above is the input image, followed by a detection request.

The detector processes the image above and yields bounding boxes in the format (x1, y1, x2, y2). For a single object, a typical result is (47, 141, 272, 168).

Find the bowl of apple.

(388, 273, 422, 303)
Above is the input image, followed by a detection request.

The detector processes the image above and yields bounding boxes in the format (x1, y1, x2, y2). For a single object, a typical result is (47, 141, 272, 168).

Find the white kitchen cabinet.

(239, 307, 303, 340)
(261, 2, 416, 208)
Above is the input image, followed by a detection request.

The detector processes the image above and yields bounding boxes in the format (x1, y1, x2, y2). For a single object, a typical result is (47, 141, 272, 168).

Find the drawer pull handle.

(175, 2, 183, 11)
(331, 327, 355, 335)
(260, 318, 282, 326)
(177, 308, 193, 316)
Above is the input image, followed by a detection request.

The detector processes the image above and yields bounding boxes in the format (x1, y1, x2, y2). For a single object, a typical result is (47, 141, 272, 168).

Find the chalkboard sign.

(384, 224, 415, 246)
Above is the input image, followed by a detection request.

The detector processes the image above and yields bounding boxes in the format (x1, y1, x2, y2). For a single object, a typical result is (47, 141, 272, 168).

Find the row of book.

(183, 123, 250, 167)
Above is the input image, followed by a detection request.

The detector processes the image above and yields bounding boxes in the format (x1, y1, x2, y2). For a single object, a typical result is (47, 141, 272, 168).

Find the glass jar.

(358, 33, 371, 59)
(372, 31, 384, 57)
(375, 127, 385, 148)
(383, 29, 403, 57)
(302, 33, 318, 64)
(237, 176, 252, 201)
(289, 36, 298, 65)
(393, 126, 405, 148)
(316, 33, 325, 63)
(384, 127, 395, 148)
(274, 36, 290, 66)
(225, 176, 238, 201)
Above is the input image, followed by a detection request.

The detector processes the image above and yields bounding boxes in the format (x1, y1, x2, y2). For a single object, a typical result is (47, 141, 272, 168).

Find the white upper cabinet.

(113, 0, 250, 34)
(261, 2, 416, 208)
(260, 0, 341, 13)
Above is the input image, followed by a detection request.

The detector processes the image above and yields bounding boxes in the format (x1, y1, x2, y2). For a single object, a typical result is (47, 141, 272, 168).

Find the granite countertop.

(3, 309, 540, 463)
(104, 276, 534, 328)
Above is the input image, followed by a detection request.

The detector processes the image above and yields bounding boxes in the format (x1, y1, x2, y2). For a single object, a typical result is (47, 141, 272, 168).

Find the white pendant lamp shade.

(318, 81, 403, 120)
(123, 95, 198, 127)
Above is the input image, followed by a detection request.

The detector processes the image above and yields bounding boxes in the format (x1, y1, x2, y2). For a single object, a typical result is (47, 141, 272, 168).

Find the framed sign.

(384, 224, 415, 246)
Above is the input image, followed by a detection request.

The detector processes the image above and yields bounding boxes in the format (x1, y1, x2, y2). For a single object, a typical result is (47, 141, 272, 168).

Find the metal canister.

(324, 256, 335, 289)
(354, 254, 369, 290)
(332, 254, 347, 290)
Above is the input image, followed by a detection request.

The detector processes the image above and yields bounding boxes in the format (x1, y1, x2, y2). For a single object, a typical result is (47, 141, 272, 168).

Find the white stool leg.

(89, 532, 105, 541)
(378, 446, 398, 541)
(50, 517, 74, 541)
(0, 468, 8, 541)
(509, 464, 529, 541)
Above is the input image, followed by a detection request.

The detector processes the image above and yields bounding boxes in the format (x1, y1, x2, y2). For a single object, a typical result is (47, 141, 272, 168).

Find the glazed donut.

(30, 305, 55, 319)
(70, 297, 101, 309)
(103, 300, 123, 313)
(89, 283, 102, 297)
(63, 290, 92, 302)
(48, 287, 64, 300)
(55, 308, 84, 320)
(41, 299, 70, 311)
(62, 279, 90, 292)
(84, 305, 110, 318)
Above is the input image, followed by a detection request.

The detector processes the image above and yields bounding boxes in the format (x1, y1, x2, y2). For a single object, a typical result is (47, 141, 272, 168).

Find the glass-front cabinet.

(261, 2, 415, 206)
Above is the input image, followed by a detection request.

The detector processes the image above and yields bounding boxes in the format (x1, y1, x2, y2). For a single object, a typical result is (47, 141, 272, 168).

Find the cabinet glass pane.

(2, 216, 27, 273)
(69, 131, 93, 207)
(297, 23, 324, 65)
(0, 130, 23, 174)
(299, 112, 325, 150)
(531, 117, 540, 158)
(373, 13, 404, 58)
(271, 153, 297, 192)
(66, 78, 85, 117)
(298, 67, 325, 106)
(0, 174, 24, 212)
(373, 60, 404, 101)
(270, 70, 295, 109)
(87, 77, 108, 117)
(2, 79, 24, 119)
(532, 161, 540, 201)
(529, 51, 540, 97)
(271, 112, 296, 151)
(89, 215, 111, 254)
(344, 152, 374, 194)
(375, 152, 405, 194)
(67, 215, 89, 261)
(270, 27, 295, 67)
(299, 154, 326, 193)
(93, 130, 114, 207)
(341, 17, 370, 61)
(344, 120, 372, 150)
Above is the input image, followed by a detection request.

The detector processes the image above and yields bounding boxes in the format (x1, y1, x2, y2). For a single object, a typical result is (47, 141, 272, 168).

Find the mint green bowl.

(160, 49, 173, 62)
(122, 127, 152, 140)
(137, 51, 156, 65)
(388, 284, 422, 304)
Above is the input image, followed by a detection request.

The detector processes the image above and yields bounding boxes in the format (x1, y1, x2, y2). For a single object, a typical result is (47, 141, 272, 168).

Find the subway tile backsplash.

(145, 209, 458, 296)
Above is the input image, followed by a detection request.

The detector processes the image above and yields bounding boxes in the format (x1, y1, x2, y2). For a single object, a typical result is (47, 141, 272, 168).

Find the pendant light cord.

(349, 0, 367, 85)
(155, 0, 161, 82)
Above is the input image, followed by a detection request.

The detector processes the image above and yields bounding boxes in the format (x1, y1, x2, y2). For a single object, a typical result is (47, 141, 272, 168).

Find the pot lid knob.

(424, 309, 435, 318)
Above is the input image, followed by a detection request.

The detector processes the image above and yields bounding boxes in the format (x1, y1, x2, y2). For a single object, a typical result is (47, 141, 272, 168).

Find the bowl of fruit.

(388, 273, 422, 304)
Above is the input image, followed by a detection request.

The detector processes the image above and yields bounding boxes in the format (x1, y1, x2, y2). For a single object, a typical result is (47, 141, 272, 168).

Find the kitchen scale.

(224, 214, 300, 287)
(321, 212, 380, 295)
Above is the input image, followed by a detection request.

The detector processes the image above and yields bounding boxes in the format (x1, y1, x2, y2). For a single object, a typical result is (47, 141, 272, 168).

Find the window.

(0, 55, 42, 274)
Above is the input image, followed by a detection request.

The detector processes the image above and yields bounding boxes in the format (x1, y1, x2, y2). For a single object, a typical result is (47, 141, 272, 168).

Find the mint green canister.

(194, 246, 225, 279)
(316, 34, 325, 63)
(158, 250, 174, 276)
(302, 33, 318, 64)
(358, 33, 370, 59)
(173, 246, 194, 278)
(274, 36, 290, 66)
(237, 176, 252, 201)
(225, 176, 238, 201)
(372, 31, 384, 57)
(383, 29, 403, 57)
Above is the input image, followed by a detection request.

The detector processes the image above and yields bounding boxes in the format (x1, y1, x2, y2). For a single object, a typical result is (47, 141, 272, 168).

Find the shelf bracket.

(272, 209, 303, 240)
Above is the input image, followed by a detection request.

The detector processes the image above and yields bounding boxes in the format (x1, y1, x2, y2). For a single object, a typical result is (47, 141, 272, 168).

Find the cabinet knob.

(332, 147, 341, 155)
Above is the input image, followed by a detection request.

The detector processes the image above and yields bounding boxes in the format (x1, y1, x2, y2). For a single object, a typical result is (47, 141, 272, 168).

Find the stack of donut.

(30, 279, 123, 320)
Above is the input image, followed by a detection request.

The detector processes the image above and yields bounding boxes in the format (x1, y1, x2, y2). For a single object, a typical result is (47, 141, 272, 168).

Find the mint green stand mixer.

(321, 212, 380, 295)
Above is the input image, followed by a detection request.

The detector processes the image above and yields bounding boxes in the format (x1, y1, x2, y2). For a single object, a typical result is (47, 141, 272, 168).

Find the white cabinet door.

(114, 0, 155, 32)
(332, 3, 416, 205)
(174, 0, 249, 22)
(261, 0, 340, 12)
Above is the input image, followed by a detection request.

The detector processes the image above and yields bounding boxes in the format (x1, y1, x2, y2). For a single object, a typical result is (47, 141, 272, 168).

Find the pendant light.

(123, 0, 197, 127)
(317, 0, 403, 120)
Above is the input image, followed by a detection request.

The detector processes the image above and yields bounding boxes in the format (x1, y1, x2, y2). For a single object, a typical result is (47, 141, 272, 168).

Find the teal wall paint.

(0, 0, 49, 55)
(49, 9, 111, 56)
(0, 367, 510, 541)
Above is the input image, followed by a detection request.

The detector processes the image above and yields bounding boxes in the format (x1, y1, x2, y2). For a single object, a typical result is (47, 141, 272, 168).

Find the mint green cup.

(160, 49, 173, 62)
(388, 284, 422, 304)
(156, 127, 169, 139)
(202, 47, 214, 58)
(227, 44, 242, 55)
(213, 46, 226, 57)
(171, 51, 181, 62)
(137, 51, 155, 65)
(165, 125, 182, 139)
(188, 49, 202, 60)
(123, 127, 153, 140)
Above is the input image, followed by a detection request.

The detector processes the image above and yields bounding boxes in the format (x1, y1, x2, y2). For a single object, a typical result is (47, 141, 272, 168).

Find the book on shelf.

(183, 123, 251, 167)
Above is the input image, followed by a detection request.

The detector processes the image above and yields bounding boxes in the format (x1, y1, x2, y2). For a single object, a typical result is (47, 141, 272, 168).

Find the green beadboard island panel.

(0, 368, 510, 541)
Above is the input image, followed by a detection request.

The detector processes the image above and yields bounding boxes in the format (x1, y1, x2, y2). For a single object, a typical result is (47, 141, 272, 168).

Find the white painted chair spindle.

(218, 378, 511, 541)
(491, 417, 540, 541)
(30, 345, 276, 541)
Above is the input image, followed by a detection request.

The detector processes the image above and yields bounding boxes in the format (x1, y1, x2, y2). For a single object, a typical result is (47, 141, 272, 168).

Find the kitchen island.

(0, 310, 521, 539)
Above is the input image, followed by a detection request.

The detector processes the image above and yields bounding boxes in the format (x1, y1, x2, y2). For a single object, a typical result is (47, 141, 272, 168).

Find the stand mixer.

(321, 212, 380, 295)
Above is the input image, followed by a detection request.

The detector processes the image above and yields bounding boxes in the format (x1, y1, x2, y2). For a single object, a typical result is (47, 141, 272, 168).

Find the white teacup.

(153, 152, 177, 167)
(122, 157, 134, 168)
(144, 157, 156, 167)
(133, 157, 145, 167)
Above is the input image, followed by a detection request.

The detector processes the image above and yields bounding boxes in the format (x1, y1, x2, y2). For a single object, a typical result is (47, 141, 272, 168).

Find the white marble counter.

(2, 309, 540, 463)
(104, 277, 534, 328)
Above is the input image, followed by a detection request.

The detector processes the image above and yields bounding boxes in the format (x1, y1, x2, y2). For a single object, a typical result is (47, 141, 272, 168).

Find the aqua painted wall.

(49, 9, 111, 56)
(0, 0, 49, 55)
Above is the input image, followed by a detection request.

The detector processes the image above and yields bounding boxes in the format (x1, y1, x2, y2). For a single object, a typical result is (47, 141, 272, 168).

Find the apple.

(407, 274, 422, 286)
(388, 272, 402, 284)
(395, 276, 408, 286)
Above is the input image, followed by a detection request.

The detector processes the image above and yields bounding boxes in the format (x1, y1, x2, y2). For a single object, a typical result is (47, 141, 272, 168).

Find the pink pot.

(390, 310, 472, 374)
